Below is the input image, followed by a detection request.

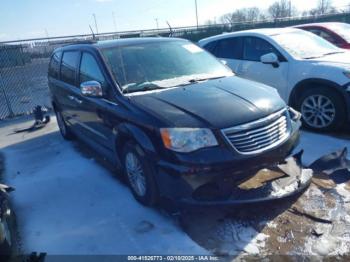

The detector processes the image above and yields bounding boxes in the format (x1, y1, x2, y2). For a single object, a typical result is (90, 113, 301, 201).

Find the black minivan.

(48, 38, 305, 206)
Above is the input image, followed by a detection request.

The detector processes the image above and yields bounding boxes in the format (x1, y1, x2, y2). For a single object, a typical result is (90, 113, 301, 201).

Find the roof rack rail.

(63, 40, 98, 46)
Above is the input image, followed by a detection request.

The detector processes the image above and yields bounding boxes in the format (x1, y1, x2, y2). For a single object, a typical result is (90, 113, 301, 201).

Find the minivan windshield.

(101, 40, 233, 93)
(271, 30, 343, 59)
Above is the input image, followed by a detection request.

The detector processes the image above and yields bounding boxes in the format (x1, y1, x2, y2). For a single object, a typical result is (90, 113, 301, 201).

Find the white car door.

(237, 37, 289, 100)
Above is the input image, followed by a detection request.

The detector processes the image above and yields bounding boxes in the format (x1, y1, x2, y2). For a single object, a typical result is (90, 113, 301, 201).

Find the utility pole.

(195, 0, 199, 28)
(92, 13, 99, 34)
(44, 28, 49, 38)
(155, 18, 159, 30)
(112, 12, 117, 32)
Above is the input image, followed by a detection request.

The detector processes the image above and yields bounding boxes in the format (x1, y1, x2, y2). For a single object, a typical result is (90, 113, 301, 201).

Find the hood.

(129, 76, 286, 129)
(306, 52, 350, 69)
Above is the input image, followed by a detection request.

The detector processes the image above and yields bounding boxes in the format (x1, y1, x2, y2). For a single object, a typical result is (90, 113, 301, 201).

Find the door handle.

(67, 95, 82, 104)
(75, 98, 82, 104)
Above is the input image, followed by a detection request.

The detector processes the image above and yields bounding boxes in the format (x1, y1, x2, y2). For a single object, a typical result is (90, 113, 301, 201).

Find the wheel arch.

(113, 123, 157, 167)
(289, 78, 348, 109)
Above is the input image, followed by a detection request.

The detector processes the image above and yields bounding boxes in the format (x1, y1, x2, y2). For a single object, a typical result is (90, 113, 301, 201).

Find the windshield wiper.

(190, 75, 227, 82)
(177, 75, 227, 86)
(122, 82, 165, 94)
(323, 51, 344, 56)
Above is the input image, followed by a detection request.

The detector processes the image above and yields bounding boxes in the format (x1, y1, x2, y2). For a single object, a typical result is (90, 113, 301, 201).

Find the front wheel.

(297, 87, 346, 132)
(122, 142, 159, 206)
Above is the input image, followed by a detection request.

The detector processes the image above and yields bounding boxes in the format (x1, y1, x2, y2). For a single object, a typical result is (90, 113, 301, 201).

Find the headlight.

(160, 128, 218, 153)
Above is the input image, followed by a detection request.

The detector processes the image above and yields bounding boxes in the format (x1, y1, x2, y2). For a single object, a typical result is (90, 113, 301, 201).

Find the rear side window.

(306, 28, 321, 36)
(48, 51, 62, 79)
(318, 30, 337, 44)
(243, 37, 280, 62)
(203, 41, 217, 53)
(79, 53, 106, 85)
(60, 51, 80, 86)
(214, 37, 243, 59)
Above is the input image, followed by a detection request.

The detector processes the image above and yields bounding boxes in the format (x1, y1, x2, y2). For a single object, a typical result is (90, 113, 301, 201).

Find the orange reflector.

(160, 129, 172, 149)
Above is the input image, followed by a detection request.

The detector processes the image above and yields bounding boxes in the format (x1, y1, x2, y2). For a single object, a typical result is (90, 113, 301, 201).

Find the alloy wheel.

(301, 94, 336, 129)
(125, 152, 147, 197)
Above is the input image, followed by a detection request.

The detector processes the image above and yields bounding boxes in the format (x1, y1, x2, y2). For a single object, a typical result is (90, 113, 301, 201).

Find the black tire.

(296, 87, 346, 132)
(55, 109, 74, 140)
(122, 142, 159, 206)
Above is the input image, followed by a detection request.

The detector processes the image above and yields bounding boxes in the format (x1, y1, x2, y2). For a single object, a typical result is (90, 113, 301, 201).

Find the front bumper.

(154, 121, 307, 206)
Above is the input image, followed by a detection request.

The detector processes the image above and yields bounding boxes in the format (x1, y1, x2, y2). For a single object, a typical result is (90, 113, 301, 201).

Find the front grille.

(222, 109, 290, 154)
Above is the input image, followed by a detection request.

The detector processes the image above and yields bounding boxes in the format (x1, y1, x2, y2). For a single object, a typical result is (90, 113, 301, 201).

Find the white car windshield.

(271, 30, 342, 59)
(101, 41, 233, 93)
(326, 23, 350, 42)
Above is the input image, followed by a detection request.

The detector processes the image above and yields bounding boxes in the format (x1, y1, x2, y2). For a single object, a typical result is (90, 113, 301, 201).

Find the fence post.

(0, 70, 14, 118)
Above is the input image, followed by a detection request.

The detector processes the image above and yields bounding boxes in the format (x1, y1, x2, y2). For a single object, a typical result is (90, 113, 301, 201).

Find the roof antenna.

(89, 25, 96, 40)
(166, 21, 174, 37)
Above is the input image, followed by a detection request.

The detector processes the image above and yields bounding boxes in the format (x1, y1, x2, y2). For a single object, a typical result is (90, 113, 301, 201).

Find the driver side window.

(243, 37, 280, 62)
(79, 52, 106, 86)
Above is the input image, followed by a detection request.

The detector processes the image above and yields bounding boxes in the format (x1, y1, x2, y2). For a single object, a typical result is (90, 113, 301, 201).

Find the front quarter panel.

(286, 60, 349, 99)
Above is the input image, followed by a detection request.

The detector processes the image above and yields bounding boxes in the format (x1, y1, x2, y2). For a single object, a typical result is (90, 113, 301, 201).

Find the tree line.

(206, 0, 344, 25)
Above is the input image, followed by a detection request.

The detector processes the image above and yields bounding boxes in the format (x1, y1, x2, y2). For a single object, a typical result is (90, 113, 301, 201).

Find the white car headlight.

(160, 128, 218, 153)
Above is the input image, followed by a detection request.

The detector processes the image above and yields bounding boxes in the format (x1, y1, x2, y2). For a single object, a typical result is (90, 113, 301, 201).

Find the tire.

(122, 142, 159, 206)
(296, 87, 346, 132)
(55, 109, 74, 140)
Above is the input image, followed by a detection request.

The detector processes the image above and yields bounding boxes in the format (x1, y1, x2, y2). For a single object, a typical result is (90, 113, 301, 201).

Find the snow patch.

(215, 221, 269, 255)
(335, 183, 350, 202)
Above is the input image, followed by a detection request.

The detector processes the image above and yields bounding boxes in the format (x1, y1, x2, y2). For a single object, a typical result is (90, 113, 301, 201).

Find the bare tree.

(268, 0, 297, 20)
(245, 7, 261, 22)
(204, 19, 216, 26)
(309, 0, 336, 15)
(219, 7, 262, 26)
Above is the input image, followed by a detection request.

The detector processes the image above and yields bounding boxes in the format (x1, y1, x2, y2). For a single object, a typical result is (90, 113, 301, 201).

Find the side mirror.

(260, 53, 279, 68)
(80, 81, 103, 97)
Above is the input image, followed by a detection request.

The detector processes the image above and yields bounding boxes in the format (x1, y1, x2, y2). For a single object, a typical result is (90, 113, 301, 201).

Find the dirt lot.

(0, 116, 349, 259)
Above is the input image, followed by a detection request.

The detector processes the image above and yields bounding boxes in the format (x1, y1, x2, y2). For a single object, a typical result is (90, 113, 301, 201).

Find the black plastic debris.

(12, 105, 51, 134)
(309, 147, 350, 175)
(289, 207, 332, 224)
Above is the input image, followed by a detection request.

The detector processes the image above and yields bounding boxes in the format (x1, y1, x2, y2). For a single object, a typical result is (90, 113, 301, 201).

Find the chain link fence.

(1, 12, 350, 120)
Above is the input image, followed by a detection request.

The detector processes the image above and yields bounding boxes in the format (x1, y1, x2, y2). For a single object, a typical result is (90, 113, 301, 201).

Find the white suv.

(199, 28, 350, 131)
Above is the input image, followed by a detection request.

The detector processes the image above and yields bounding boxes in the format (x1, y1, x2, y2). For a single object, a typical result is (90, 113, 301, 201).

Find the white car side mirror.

(260, 53, 279, 68)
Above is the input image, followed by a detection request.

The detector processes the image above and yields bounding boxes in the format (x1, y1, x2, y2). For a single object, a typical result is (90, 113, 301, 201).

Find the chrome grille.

(222, 109, 290, 154)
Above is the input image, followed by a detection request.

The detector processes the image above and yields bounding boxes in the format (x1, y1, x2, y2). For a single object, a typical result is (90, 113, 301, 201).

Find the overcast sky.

(0, 0, 349, 41)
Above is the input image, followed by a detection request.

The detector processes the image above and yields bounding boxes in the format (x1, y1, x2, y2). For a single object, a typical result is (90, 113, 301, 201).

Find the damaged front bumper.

(156, 148, 312, 206)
